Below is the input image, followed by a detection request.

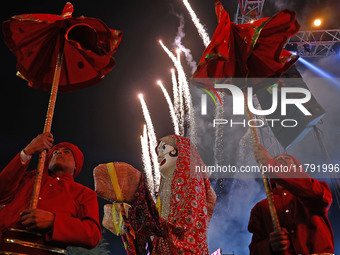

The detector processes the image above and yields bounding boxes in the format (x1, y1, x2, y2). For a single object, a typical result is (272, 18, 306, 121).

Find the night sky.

(1, 0, 340, 254)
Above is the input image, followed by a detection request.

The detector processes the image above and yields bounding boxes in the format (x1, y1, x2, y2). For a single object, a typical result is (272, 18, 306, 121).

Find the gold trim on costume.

(8, 228, 42, 237)
(310, 254, 334, 255)
(3, 239, 66, 254)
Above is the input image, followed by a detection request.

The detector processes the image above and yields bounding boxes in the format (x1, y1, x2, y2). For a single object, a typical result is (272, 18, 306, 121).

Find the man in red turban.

(0, 132, 101, 254)
(248, 143, 334, 255)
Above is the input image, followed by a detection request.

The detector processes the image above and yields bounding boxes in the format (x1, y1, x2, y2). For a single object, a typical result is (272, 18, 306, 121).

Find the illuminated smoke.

(268, 0, 295, 11)
(181, 0, 210, 47)
(140, 124, 155, 197)
(138, 94, 160, 193)
(173, 13, 197, 74)
(157, 80, 180, 135)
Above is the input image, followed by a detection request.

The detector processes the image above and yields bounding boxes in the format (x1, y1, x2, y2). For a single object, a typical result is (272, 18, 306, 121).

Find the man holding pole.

(248, 143, 334, 255)
(0, 132, 101, 254)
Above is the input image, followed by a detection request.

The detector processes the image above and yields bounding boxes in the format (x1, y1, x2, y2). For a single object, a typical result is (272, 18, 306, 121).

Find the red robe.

(0, 153, 101, 249)
(192, 1, 300, 101)
(124, 135, 216, 255)
(248, 158, 334, 254)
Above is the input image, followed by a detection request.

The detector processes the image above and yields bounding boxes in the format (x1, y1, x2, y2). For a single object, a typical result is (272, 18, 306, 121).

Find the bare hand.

(20, 209, 55, 231)
(269, 228, 290, 253)
(253, 143, 272, 165)
(23, 133, 54, 156)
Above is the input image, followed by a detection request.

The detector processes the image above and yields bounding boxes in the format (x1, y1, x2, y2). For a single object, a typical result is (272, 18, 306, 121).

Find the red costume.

(0, 143, 101, 253)
(121, 135, 216, 255)
(248, 156, 334, 255)
(192, 1, 300, 102)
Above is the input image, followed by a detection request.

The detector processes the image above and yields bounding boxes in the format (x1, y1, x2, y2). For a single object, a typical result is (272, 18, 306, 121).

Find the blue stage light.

(297, 57, 334, 78)
(297, 57, 340, 88)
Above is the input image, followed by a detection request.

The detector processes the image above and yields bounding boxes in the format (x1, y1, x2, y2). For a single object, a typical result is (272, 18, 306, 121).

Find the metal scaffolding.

(233, 0, 340, 210)
(234, 0, 266, 24)
(234, 0, 340, 57)
(286, 29, 340, 57)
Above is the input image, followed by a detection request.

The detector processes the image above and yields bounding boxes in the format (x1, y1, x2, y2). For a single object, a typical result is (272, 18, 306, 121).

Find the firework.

(138, 94, 160, 193)
(181, 0, 210, 47)
(140, 125, 155, 196)
(157, 80, 180, 135)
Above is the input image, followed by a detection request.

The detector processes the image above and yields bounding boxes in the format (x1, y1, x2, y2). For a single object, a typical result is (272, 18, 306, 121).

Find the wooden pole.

(29, 50, 64, 209)
(244, 92, 281, 232)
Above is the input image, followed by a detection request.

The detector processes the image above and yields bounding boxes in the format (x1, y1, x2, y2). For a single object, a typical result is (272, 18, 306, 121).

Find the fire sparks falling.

(157, 80, 180, 135)
(140, 124, 155, 197)
(159, 40, 196, 142)
(181, 0, 210, 47)
(138, 0, 211, 193)
(138, 94, 160, 194)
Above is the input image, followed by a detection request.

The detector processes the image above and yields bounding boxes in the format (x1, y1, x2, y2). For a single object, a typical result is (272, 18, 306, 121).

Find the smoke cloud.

(172, 12, 197, 74)
(190, 54, 340, 253)
(169, 2, 340, 253)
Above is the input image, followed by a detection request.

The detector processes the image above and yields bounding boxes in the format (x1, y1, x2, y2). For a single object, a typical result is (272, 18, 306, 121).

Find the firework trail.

(159, 41, 186, 135)
(159, 40, 177, 63)
(181, 0, 211, 47)
(171, 68, 180, 118)
(159, 40, 197, 142)
(157, 80, 180, 135)
(214, 92, 225, 165)
(140, 125, 155, 197)
(138, 94, 160, 193)
(175, 51, 185, 137)
(176, 50, 197, 144)
(172, 69, 185, 136)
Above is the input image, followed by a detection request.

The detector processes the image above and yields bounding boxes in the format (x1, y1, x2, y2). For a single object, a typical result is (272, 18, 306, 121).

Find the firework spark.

(159, 41, 197, 142)
(181, 0, 210, 47)
(157, 80, 180, 135)
(176, 50, 197, 144)
(159, 41, 186, 135)
(138, 94, 160, 193)
(159, 40, 177, 64)
(214, 92, 225, 165)
(140, 124, 155, 196)
(171, 68, 180, 118)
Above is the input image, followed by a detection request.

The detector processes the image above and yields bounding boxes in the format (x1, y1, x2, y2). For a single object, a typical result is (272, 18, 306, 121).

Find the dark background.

(1, 0, 339, 254)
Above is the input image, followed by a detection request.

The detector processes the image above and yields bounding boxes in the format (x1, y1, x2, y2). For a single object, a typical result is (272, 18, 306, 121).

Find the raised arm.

(0, 132, 53, 202)
(253, 143, 332, 213)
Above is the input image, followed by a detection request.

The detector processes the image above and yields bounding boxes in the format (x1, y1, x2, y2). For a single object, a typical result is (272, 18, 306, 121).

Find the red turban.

(270, 154, 302, 187)
(273, 153, 302, 168)
(46, 142, 84, 178)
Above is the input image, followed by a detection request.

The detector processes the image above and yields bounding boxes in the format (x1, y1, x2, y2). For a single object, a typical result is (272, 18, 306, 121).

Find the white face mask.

(156, 141, 178, 177)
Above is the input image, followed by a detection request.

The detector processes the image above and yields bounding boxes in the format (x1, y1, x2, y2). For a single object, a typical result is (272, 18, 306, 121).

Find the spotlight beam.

(298, 57, 333, 79)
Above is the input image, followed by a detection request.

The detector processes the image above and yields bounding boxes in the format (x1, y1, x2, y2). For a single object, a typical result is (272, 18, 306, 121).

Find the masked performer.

(94, 135, 216, 255)
(0, 133, 101, 254)
(248, 143, 334, 255)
